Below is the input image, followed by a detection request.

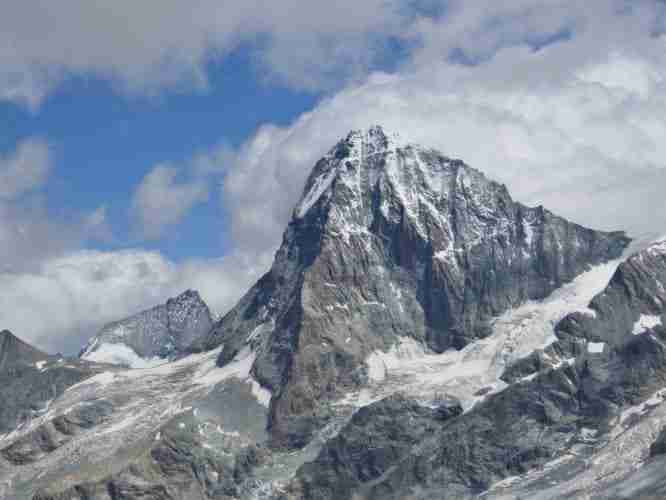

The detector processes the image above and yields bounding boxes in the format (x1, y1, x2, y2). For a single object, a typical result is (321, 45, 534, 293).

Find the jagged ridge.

(80, 289, 213, 367)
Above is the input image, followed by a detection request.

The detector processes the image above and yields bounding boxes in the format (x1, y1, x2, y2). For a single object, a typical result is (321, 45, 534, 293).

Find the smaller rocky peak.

(80, 290, 213, 368)
(165, 289, 209, 322)
(0, 330, 48, 371)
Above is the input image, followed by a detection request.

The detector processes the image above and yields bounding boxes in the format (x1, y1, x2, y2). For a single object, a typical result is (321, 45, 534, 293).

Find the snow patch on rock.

(81, 342, 167, 369)
(357, 257, 624, 410)
(296, 167, 338, 218)
(587, 342, 605, 354)
(248, 378, 272, 408)
(646, 235, 666, 256)
(633, 314, 663, 335)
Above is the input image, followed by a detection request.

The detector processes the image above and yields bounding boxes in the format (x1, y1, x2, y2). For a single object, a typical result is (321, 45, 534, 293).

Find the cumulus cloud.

(0, 0, 418, 108)
(130, 164, 209, 240)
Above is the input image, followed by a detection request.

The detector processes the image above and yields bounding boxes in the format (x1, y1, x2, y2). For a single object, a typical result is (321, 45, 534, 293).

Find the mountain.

(197, 126, 629, 447)
(6, 127, 664, 500)
(0, 330, 103, 437)
(80, 289, 213, 368)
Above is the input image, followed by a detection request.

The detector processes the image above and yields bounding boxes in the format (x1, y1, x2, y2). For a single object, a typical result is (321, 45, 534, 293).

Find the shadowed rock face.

(198, 126, 629, 447)
(284, 240, 666, 500)
(0, 330, 98, 435)
(0, 329, 47, 370)
(557, 238, 666, 350)
(80, 290, 213, 365)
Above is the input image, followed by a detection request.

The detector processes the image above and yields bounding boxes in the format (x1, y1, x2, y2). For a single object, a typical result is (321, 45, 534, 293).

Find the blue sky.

(0, 48, 321, 261)
(2, 0, 666, 353)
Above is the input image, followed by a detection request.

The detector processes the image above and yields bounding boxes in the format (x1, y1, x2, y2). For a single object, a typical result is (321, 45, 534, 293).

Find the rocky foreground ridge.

(4, 127, 666, 500)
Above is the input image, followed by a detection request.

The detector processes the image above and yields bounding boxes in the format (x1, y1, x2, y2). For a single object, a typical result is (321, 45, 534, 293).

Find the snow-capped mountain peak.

(203, 127, 629, 447)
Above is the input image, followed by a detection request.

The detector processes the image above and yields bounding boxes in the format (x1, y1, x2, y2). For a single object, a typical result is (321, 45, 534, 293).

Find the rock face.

(0, 329, 47, 370)
(284, 238, 666, 500)
(0, 330, 98, 435)
(81, 290, 213, 367)
(557, 236, 666, 350)
(290, 394, 462, 500)
(200, 126, 629, 447)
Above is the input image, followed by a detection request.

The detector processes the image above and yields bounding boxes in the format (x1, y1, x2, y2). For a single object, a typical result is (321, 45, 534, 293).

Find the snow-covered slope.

(80, 289, 213, 368)
(0, 344, 275, 499)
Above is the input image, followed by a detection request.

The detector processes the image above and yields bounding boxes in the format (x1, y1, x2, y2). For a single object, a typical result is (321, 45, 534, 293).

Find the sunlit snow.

(633, 314, 663, 335)
(81, 342, 167, 369)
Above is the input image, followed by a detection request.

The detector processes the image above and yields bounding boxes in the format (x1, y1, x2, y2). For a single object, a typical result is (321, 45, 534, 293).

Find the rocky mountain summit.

(199, 126, 629, 446)
(5, 127, 666, 500)
(80, 289, 213, 368)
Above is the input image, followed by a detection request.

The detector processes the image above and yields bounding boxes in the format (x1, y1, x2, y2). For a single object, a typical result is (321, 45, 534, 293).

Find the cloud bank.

(0, 250, 272, 354)
(0, 0, 417, 108)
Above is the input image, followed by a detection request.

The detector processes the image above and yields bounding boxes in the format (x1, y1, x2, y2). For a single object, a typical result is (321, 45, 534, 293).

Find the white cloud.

(0, 139, 76, 271)
(221, 1, 666, 253)
(130, 164, 209, 240)
(0, 249, 271, 354)
(0, 139, 51, 200)
(0, 0, 415, 107)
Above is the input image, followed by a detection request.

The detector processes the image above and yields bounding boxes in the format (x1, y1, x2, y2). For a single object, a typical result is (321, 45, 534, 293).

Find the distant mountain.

(80, 289, 213, 368)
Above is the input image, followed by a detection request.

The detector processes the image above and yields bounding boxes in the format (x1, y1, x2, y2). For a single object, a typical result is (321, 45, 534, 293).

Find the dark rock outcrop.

(2, 400, 114, 465)
(0, 330, 98, 435)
